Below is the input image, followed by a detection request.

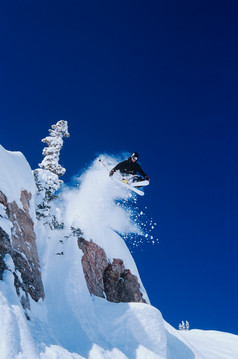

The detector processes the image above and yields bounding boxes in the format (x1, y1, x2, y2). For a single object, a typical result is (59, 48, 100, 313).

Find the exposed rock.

(0, 190, 44, 317)
(78, 237, 108, 298)
(0, 227, 10, 280)
(103, 258, 146, 303)
(0, 191, 7, 207)
(78, 237, 146, 304)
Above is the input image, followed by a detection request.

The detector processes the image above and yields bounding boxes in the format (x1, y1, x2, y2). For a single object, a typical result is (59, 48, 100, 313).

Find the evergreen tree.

(34, 120, 70, 221)
(179, 320, 190, 331)
(39, 120, 70, 176)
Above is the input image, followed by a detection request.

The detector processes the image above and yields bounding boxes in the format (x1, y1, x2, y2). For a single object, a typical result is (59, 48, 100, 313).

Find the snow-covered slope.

(179, 329, 238, 359)
(0, 144, 36, 213)
(0, 145, 238, 359)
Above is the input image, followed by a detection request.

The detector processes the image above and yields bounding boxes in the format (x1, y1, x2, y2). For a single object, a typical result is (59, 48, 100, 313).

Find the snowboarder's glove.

(145, 176, 150, 181)
(109, 169, 115, 177)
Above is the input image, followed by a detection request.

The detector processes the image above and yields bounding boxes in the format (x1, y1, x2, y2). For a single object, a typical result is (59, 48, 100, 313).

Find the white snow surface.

(0, 144, 37, 237)
(0, 145, 36, 211)
(0, 147, 238, 359)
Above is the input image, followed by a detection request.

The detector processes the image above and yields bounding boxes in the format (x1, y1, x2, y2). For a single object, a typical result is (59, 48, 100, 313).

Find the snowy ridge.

(0, 145, 36, 213)
(0, 145, 238, 359)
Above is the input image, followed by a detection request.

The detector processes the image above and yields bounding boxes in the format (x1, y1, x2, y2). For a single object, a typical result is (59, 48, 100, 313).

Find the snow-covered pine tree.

(34, 120, 70, 222)
(179, 320, 190, 331)
(39, 120, 70, 176)
(179, 321, 186, 330)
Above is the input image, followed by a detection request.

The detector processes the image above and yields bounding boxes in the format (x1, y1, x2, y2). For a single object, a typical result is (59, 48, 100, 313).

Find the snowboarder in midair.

(109, 152, 150, 182)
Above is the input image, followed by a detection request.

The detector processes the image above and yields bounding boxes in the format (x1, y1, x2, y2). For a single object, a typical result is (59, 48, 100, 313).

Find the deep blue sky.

(1, 1, 238, 334)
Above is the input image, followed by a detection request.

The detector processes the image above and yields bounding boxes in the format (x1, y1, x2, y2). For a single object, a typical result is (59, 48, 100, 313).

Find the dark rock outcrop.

(0, 227, 10, 279)
(78, 237, 108, 298)
(78, 237, 146, 304)
(0, 190, 44, 317)
(103, 258, 146, 303)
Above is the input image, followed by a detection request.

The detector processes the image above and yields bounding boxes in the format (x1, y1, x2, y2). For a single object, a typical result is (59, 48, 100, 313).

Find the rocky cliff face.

(0, 184, 146, 321)
(0, 144, 147, 324)
(0, 189, 44, 318)
(78, 237, 146, 303)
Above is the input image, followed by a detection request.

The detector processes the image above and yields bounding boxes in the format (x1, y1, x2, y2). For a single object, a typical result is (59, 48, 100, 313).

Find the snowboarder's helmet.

(131, 152, 139, 161)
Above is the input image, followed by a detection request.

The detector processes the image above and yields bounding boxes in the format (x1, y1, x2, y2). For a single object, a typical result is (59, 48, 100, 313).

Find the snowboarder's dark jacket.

(112, 157, 148, 178)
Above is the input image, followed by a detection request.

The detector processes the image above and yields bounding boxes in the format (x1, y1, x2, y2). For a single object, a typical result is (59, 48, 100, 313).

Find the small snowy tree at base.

(179, 320, 190, 331)
(34, 120, 70, 222)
